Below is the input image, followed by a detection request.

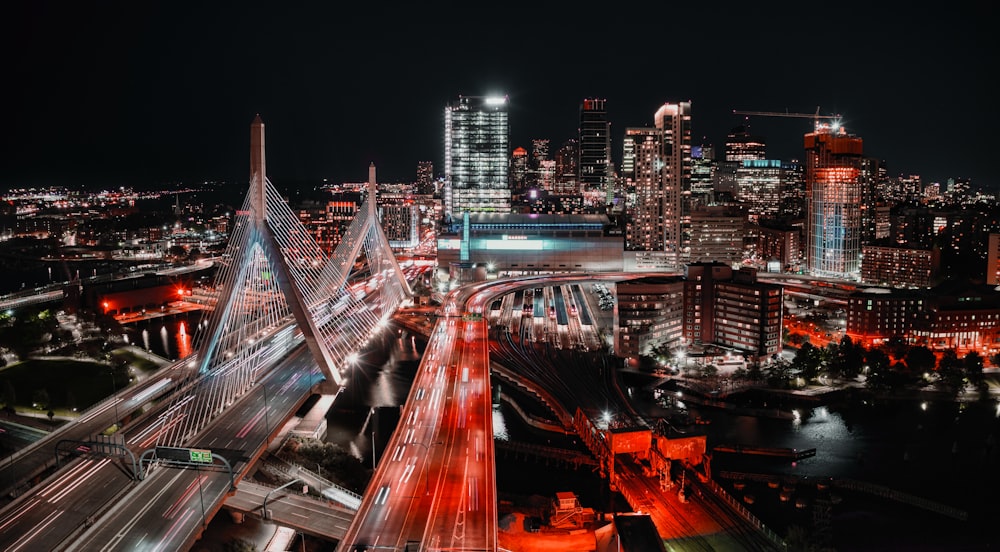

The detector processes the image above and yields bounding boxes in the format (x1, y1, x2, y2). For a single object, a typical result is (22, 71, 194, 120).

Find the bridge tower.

(153, 116, 411, 448)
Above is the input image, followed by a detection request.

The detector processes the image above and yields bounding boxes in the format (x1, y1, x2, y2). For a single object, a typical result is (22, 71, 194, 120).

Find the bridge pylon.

(152, 116, 411, 449)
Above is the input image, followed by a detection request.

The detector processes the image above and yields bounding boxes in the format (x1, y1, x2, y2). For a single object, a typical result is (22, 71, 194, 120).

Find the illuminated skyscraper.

(579, 98, 611, 202)
(735, 160, 802, 224)
(554, 139, 579, 195)
(624, 127, 663, 252)
(443, 95, 510, 220)
(623, 100, 691, 270)
(510, 147, 528, 195)
(988, 233, 1000, 286)
(689, 143, 715, 208)
(804, 122, 864, 279)
(415, 161, 434, 195)
(724, 123, 767, 162)
(657, 102, 692, 264)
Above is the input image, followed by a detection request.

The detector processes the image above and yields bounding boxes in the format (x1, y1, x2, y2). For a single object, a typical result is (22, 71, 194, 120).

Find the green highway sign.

(189, 449, 213, 463)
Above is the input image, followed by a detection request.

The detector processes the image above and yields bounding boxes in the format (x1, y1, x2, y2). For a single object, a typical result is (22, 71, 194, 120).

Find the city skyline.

(3, 2, 992, 191)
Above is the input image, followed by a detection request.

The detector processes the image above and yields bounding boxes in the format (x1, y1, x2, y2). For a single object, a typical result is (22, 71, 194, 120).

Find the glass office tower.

(805, 123, 864, 279)
(444, 95, 511, 220)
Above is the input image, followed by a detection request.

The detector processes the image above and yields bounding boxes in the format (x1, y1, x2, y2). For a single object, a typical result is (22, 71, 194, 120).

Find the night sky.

(3, 2, 993, 192)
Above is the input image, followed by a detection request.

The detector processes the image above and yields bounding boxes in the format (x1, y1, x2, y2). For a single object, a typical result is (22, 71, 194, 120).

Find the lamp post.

(262, 478, 302, 521)
(407, 442, 431, 495)
(196, 465, 207, 529)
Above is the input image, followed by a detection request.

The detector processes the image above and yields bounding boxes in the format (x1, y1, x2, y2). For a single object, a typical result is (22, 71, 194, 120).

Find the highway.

(338, 302, 497, 550)
(0, 327, 314, 551)
(0, 263, 425, 552)
(63, 347, 318, 551)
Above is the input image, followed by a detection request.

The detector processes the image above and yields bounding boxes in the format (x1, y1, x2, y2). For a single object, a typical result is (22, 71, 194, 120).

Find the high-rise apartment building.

(510, 147, 529, 195)
(554, 139, 579, 195)
(443, 95, 510, 220)
(624, 127, 663, 252)
(689, 144, 715, 209)
(860, 245, 938, 288)
(415, 161, 434, 195)
(657, 102, 691, 264)
(620, 128, 643, 182)
(858, 157, 885, 245)
(804, 123, 864, 279)
(579, 98, 612, 203)
(623, 102, 691, 269)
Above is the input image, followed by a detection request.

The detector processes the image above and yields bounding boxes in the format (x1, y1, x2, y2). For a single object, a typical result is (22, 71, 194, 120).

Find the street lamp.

(262, 478, 303, 521)
(406, 442, 432, 496)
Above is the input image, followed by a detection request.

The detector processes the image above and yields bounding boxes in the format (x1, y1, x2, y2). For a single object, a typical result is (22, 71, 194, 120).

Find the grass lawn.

(0, 358, 121, 414)
(110, 348, 161, 374)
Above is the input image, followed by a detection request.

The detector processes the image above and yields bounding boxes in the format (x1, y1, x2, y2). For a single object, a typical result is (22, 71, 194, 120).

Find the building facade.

(989, 233, 1000, 286)
(444, 95, 511, 219)
(436, 213, 623, 278)
(623, 101, 691, 269)
(847, 283, 1000, 356)
(614, 276, 685, 359)
(579, 98, 612, 202)
(735, 159, 796, 224)
(683, 262, 783, 358)
(613, 263, 783, 360)
(860, 245, 938, 288)
(687, 205, 746, 265)
(804, 123, 864, 280)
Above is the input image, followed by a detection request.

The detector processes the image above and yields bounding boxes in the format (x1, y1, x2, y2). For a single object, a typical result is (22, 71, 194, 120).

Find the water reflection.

(176, 322, 192, 359)
(125, 312, 203, 361)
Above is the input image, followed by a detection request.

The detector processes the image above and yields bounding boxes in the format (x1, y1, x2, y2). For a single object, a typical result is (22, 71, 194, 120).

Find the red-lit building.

(846, 282, 1000, 355)
(684, 262, 783, 358)
(614, 262, 783, 360)
(804, 124, 864, 279)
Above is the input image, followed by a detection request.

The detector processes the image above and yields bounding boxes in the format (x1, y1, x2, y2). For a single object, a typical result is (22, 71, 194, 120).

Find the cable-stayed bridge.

(0, 116, 432, 552)
(152, 115, 411, 450)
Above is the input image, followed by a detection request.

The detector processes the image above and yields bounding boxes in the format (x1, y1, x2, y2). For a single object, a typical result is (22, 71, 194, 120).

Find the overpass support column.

(229, 511, 245, 524)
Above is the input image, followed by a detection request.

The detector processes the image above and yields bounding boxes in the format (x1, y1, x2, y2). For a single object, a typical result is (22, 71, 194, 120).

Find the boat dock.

(713, 444, 816, 460)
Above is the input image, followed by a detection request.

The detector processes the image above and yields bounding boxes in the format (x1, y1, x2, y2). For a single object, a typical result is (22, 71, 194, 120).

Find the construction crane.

(732, 106, 842, 131)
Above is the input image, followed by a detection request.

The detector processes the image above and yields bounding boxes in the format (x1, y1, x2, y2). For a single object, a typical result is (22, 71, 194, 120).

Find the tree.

(224, 538, 258, 552)
(167, 245, 188, 259)
(31, 388, 50, 410)
(828, 336, 865, 380)
(884, 335, 909, 361)
(1, 379, 15, 408)
(792, 342, 823, 383)
(936, 349, 965, 394)
(764, 357, 794, 389)
(863, 349, 892, 392)
(905, 345, 937, 377)
(963, 351, 985, 389)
